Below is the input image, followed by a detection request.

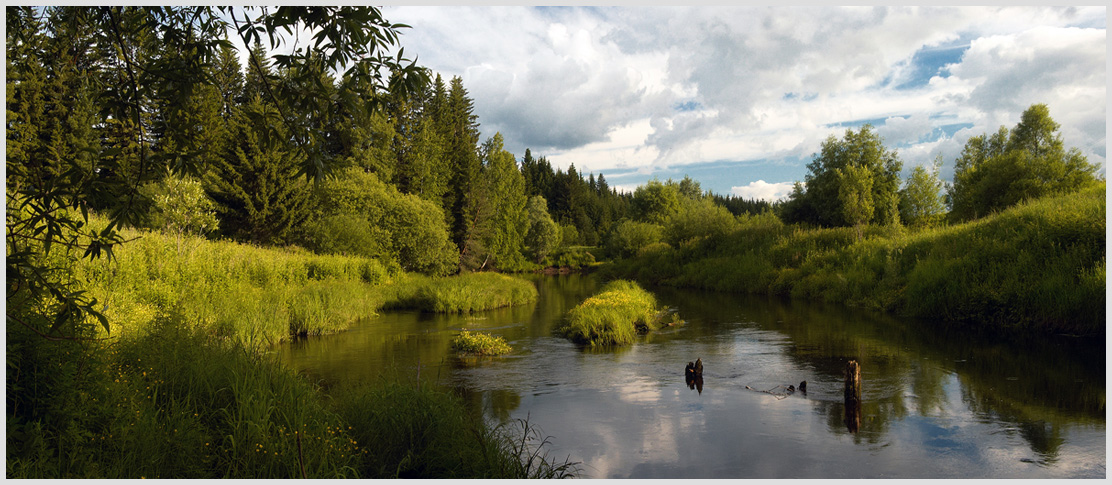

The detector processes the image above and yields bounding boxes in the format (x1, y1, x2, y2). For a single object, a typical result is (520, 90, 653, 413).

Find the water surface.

(277, 274, 1105, 478)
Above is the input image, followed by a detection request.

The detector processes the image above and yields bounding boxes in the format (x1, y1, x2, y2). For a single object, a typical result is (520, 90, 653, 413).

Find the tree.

(948, 104, 1099, 221)
(479, 133, 528, 271)
(836, 163, 875, 240)
(524, 196, 560, 263)
(440, 76, 483, 256)
(631, 179, 682, 224)
(785, 125, 901, 227)
(303, 167, 458, 276)
(899, 158, 946, 228)
(7, 6, 429, 339)
(207, 95, 311, 245)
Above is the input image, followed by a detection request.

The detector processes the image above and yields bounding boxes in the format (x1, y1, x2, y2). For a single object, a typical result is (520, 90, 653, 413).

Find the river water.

(276, 274, 1106, 478)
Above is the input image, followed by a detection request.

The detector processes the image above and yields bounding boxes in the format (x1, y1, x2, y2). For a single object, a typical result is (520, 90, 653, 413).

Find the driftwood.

(685, 358, 704, 393)
(844, 360, 861, 433)
(745, 380, 808, 400)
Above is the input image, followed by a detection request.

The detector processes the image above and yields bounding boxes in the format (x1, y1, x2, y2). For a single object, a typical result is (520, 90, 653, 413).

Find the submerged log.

(844, 360, 861, 433)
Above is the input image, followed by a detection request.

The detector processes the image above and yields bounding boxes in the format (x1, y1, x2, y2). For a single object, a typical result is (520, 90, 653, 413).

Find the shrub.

(139, 173, 220, 236)
(605, 220, 663, 259)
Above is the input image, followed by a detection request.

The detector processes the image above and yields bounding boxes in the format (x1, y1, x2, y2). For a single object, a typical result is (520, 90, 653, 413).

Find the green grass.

(8, 218, 571, 478)
(382, 272, 539, 313)
(451, 331, 513, 356)
(603, 183, 1106, 335)
(559, 280, 664, 347)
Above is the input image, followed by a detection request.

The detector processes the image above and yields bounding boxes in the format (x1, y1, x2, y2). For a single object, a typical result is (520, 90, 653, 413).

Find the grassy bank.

(382, 272, 539, 313)
(8, 221, 570, 478)
(558, 280, 667, 346)
(603, 183, 1105, 335)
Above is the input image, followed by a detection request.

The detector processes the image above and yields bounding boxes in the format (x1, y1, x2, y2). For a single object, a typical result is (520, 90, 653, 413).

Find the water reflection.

(276, 274, 1105, 478)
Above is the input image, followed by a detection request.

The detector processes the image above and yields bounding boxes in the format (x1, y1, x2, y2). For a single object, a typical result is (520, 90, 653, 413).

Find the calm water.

(276, 274, 1106, 479)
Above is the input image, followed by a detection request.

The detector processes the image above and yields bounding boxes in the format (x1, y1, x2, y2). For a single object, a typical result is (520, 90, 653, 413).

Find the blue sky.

(378, 6, 1106, 199)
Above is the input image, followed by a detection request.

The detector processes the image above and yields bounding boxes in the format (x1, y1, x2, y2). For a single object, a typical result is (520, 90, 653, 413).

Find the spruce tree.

(206, 96, 310, 245)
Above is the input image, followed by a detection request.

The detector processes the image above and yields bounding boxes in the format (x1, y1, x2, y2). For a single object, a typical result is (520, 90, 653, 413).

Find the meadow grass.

(559, 280, 664, 346)
(602, 183, 1105, 335)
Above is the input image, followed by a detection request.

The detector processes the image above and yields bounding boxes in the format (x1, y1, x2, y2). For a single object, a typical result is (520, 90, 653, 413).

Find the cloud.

(384, 6, 1106, 187)
(730, 180, 796, 202)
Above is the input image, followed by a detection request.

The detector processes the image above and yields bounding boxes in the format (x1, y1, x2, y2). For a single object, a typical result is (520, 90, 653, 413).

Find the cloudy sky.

(379, 6, 1106, 200)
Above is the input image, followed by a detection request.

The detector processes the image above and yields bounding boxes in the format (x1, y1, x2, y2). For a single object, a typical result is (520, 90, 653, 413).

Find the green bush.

(605, 220, 663, 259)
(304, 167, 458, 276)
(139, 173, 220, 236)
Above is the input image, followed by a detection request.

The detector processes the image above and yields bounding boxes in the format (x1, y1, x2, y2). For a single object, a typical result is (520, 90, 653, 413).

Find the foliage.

(898, 158, 946, 228)
(524, 196, 560, 264)
(605, 183, 1106, 335)
(784, 125, 902, 227)
(479, 133, 529, 271)
(948, 104, 1099, 221)
(303, 167, 458, 276)
(559, 280, 663, 347)
(836, 162, 875, 239)
(139, 173, 220, 236)
(663, 197, 740, 247)
(451, 331, 512, 356)
(631, 179, 683, 224)
(6, 6, 426, 339)
(605, 220, 663, 259)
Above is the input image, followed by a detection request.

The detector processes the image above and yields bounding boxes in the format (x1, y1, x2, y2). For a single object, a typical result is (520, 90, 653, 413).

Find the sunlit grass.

(559, 280, 665, 346)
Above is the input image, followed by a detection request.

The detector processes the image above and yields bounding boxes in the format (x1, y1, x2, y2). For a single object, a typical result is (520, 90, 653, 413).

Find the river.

(276, 274, 1105, 478)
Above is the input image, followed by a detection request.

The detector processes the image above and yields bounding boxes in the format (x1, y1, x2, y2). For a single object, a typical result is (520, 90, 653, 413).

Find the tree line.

(7, 7, 1100, 324)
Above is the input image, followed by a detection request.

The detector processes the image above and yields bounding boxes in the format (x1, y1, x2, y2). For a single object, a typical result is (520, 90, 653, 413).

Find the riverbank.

(602, 182, 1105, 335)
(7, 221, 570, 478)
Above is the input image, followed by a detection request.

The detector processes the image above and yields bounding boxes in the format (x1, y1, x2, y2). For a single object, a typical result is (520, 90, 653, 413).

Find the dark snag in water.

(799, 380, 807, 395)
(844, 360, 861, 433)
(684, 358, 704, 393)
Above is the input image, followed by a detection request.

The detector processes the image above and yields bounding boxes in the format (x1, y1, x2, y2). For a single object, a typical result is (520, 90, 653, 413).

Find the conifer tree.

(206, 95, 310, 245)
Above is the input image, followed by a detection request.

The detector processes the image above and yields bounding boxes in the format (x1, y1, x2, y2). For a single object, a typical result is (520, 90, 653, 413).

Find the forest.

(5, 6, 1104, 479)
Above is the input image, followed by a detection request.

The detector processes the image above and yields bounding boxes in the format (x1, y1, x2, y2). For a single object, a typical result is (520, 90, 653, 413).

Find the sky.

(375, 5, 1106, 200)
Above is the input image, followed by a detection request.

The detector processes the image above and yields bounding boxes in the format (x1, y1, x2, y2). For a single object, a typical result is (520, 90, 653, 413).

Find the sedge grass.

(451, 331, 512, 356)
(559, 280, 665, 347)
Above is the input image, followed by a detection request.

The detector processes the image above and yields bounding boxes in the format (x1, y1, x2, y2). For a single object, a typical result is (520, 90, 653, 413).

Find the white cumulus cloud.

(730, 180, 796, 202)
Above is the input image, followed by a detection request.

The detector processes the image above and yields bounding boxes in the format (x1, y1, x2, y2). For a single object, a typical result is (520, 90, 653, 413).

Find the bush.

(605, 220, 663, 259)
(664, 197, 739, 247)
(139, 173, 220, 236)
(304, 167, 458, 276)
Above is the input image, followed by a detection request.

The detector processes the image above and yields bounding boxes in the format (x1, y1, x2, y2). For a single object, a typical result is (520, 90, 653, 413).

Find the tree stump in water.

(844, 360, 861, 433)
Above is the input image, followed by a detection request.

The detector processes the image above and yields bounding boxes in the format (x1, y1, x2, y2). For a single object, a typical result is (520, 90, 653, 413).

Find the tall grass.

(75, 221, 390, 349)
(381, 272, 538, 313)
(559, 280, 663, 346)
(8, 218, 570, 478)
(603, 183, 1106, 335)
